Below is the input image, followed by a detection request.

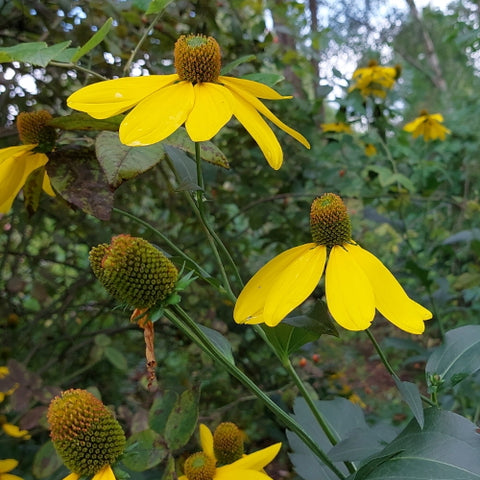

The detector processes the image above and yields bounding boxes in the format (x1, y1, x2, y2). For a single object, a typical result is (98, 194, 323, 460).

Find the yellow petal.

(429, 113, 444, 122)
(216, 469, 273, 480)
(227, 443, 281, 470)
(119, 81, 194, 146)
(219, 76, 291, 100)
(348, 244, 432, 334)
(2, 423, 30, 439)
(62, 473, 80, 480)
(42, 172, 55, 196)
(222, 78, 310, 149)
(325, 245, 375, 331)
(199, 424, 215, 459)
(1, 474, 24, 480)
(92, 465, 115, 480)
(67, 75, 178, 119)
(234, 244, 325, 327)
(403, 117, 425, 133)
(0, 148, 48, 213)
(0, 459, 18, 473)
(226, 90, 283, 169)
(185, 83, 233, 141)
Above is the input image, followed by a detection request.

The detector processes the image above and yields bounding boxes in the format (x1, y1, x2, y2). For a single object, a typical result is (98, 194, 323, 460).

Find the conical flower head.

(183, 452, 216, 480)
(174, 34, 221, 83)
(89, 234, 178, 309)
(47, 389, 126, 476)
(213, 422, 244, 465)
(310, 193, 352, 247)
(16, 110, 57, 152)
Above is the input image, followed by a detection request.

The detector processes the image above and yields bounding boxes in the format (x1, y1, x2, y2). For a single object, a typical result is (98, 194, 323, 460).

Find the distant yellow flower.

(234, 193, 432, 334)
(403, 110, 451, 141)
(349, 60, 397, 98)
(0, 459, 23, 480)
(321, 122, 352, 134)
(67, 34, 309, 170)
(2, 424, 31, 440)
(364, 143, 377, 156)
(179, 423, 281, 480)
(0, 111, 55, 213)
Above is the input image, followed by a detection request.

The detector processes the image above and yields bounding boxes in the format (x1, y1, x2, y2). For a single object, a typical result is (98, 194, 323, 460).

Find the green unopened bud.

(174, 34, 221, 83)
(16, 111, 57, 152)
(213, 422, 244, 465)
(183, 452, 216, 480)
(310, 193, 352, 247)
(47, 389, 126, 476)
(89, 234, 178, 309)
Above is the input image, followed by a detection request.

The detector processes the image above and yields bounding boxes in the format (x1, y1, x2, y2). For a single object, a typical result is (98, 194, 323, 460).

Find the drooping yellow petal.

(42, 172, 55, 196)
(2, 423, 30, 439)
(348, 244, 432, 334)
(325, 245, 375, 331)
(219, 76, 291, 100)
(222, 79, 310, 149)
(263, 245, 326, 326)
(215, 468, 273, 480)
(185, 83, 234, 141)
(226, 89, 283, 169)
(92, 465, 115, 480)
(199, 423, 215, 459)
(234, 244, 324, 325)
(67, 75, 179, 119)
(226, 443, 281, 471)
(0, 149, 48, 213)
(62, 473, 80, 480)
(403, 117, 425, 133)
(119, 81, 194, 146)
(0, 459, 18, 473)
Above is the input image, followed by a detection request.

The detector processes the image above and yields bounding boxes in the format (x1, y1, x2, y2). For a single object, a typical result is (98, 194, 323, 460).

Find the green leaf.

(48, 113, 123, 132)
(104, 346, 128, 371)
(262, 322, 319, 358)
(122, 429, 167, 471)
(352, 451, 403, 480)
(149, 391, 178, 435)
(146, 0, 176, 15)
(71, 18, 113, 63)
(393, 378, 424, 428)
(164, 128, 229, 169)
(46, 146, 114, 220)
(163, 144, 200, 191)
(366, 165, 415, 192)
(354, 408, 480, 479)
(221, 55, 256, 75)
(0, 41, 71, 67)
(32, 441, 63, 478)
(426, 325, 480, 389)
(95, 131, 166, 188)
(164, 388, 199, 450)
(242, 72, 285, 87)
(161, 455, 177, 480)
(198, 325, 235, 364)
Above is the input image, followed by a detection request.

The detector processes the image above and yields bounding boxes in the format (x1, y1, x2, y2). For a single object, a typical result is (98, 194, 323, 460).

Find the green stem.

(48, 61, 108, 81)
(166, 305, 347, 480)
(366, 329, 435, 407)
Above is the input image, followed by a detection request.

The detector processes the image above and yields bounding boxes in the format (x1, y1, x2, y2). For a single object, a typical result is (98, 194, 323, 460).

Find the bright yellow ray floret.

(0, 459, 24, 480)
(67, 34, 310, 170)
(403, 110, 451, 141)
(234, 193, 432, 334)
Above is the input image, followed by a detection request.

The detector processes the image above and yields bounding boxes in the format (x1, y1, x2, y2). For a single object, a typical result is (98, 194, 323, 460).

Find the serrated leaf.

(393, 378, 424, 428)
(221, 55, 256, 75)
(165, 388, 199, 450)
(262, 322, 319, 358)
(146, 0, 176, 14)
(355, 409, 480, 479)
(149, 391, 178, 435)
(104, 346, 128, 370)
(122, 429, 167, 471)
(198, 325, 235, 364)
(96, 131, 165, 188)
(32, 441, 62, 478)
(46, 146, 114, 220)
(426, 325, 480, 389)
(71, 18, 113, 63)
(0, 41, 71, 67)
(48, 113, 123, 132)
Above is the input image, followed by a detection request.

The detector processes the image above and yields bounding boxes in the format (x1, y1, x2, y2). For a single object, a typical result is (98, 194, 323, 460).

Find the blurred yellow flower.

(403, 110, 451, 141)
(234, 193, 432, 334)
(364, 143, 377, 156)
(0, 367, 17, 402)
(0, 459, 23, 480)
(2, 424, 31, 440)
(321, 122, 352, 134)
(67, 34, 309, 170)
(349, 60, 397, 98)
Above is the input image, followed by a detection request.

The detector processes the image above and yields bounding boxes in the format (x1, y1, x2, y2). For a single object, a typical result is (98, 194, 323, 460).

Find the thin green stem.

(48, 61, 108, 81)
(167, 305, 346, 480)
